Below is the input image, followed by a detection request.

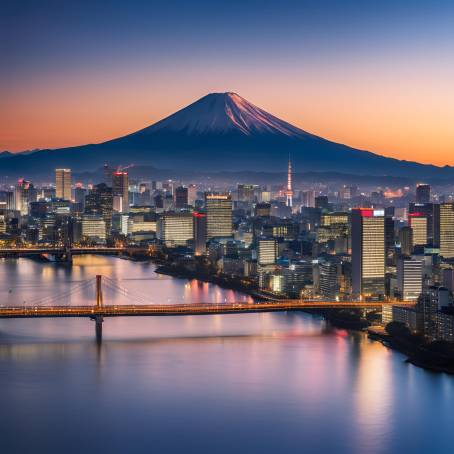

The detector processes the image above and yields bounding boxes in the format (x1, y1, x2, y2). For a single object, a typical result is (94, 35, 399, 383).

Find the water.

(1, 256, 453, 454)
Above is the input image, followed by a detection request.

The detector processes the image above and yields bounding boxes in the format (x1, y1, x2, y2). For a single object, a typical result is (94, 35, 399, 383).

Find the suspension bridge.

(0, 275, 415, 341)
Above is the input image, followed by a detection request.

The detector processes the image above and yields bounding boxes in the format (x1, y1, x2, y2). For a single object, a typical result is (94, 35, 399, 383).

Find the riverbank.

(368, 324, 454, 374)
(155, 263, 369, 331)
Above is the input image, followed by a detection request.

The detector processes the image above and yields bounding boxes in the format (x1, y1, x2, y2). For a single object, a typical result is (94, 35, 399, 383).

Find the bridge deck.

(0, 301, 415, 318)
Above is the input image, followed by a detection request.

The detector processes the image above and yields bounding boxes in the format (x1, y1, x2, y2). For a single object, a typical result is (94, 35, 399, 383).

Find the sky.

(1, 0, 453, 165)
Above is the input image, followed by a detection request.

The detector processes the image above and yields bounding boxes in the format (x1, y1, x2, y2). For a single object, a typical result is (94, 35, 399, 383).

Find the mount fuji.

(1, 92, 452, 179)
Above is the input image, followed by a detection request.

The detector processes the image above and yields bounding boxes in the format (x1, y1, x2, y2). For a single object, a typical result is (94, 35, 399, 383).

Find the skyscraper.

(408, 213, 428, 246)
(55, 169, 72, 201)
(112, 171, 129, 212)
(397, 257, 423, 301)
(416, 184, 431, 204)
(15, 179, 37, 215)
(351, 208, 385, 297)
(258, 238, 278, 266)
(85, 183, 113, 237)
(286, 156, 293, 208)
(399, 226, 413, 256)
(205, 193, 233, 239)
(193, 211, 207, 255)
(434, 203, 454, 258)
(157, 212, 193, 247)
(174, 186, 189, 209)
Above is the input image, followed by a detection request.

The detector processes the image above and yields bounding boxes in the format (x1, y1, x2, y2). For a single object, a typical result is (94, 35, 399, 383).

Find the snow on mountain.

(131, 92, 310, 137)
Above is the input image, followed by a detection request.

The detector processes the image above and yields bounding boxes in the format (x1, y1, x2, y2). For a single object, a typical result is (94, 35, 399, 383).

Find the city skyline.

(2, 1, 454, 166)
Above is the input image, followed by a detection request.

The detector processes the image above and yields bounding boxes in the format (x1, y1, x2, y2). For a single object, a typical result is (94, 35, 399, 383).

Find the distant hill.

(1, 92, 452, 179)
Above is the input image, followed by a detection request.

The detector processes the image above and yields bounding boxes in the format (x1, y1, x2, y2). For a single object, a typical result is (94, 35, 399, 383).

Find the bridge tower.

(93, 275, 104, 343)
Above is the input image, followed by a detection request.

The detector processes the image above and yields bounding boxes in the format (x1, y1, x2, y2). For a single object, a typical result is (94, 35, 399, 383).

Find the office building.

(352, 208, 385, 297)
(85, 183, 113, 237)
(434, 203, 454, 258)
(205, 193, 232, 239)
(55, 169, 72, 201)
(399, 226, 413, 256)
(397, 257, 423, 301)
(157, 212, 193, 247)
(258, 238, 278, 266)
(15, 179, 37, 215)
(81, 215, 106, 242)
(112, 171, 129, 212)
(408, 213, 427, 246)
(174, 186, 189, 209)
(319, 259, 340, 300)
(193, 211, 207, 255)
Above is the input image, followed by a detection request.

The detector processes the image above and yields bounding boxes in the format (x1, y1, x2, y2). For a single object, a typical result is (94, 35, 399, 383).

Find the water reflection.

(1, 256, 454, 454)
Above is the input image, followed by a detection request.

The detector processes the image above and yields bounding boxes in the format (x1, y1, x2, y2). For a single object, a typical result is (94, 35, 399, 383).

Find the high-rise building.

(399, 226, 413, 256)
(416, 184, 431, 204)
(385, 216, 395, 256)
(81, 215, 106, 242)
(112, 171, 129, 212)
(257, 238, 278, 265)
(187, 184, 197, 206)
(157, 212, 193, 247)
(85, 183, 113, 237)
(351, 208, 385, 297)
(205, 193, 232, 239)
(15, 179, 37, 215)
(193, 211, 207, 255)
(55, 169, 72, 201)
(397, 257, 423, 301)
(434, 203, 454, 258)
(286, 157, 293, 208)
(301, 190, 315, 208)
(174, 186, 189, 209)
(319, 259, 340, 300)
(408, 213, 428, 246)
(238, 184, 255, 203)
(315, 196, 329, 211)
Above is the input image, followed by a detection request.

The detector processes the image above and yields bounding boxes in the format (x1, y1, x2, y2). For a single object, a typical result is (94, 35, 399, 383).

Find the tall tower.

(55, 168, 72, 201)
(286, 155, 293, 208)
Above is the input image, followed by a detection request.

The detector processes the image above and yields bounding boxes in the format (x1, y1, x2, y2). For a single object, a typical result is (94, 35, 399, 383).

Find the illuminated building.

(320, 212, 349, 227)
(157, 212, 193, 247)
(258, 238, 278, 265)
(286, 156, 293, 208)
(397, 257, 423, 301)
(15, 179, 37, 215)
(238, 184, 256, 203)
(408, 213, 427, 246)
(319, 259, 339, 300)
(205, 193, 232, 239)
(112, 171, 129, 212)
(193, 211, 207, 255)
(85, 183, 113, 237)
(352, 208, 385, 297)
(81, 215, 106, 242)
(434, 203, 454, 258)
(55, 169, 72, 201)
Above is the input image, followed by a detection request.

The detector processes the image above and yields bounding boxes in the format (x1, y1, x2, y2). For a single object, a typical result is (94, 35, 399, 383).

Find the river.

(0, 255, 453, 454)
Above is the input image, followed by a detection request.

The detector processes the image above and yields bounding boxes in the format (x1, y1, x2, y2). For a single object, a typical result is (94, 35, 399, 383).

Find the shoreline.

(156, 263, 454, 374)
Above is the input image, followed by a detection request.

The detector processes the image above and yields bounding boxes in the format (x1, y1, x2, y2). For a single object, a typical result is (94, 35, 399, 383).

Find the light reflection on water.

(0, 256, 454, 454)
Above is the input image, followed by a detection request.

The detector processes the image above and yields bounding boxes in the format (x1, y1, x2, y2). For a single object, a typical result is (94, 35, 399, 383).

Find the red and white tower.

(286, 155, 293, 208)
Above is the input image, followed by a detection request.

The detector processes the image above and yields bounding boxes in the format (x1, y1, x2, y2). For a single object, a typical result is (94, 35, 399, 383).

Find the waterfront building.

(319, 259, 340, 300)
(55, 169, 72, 201)
(84, 183, 113, 237)
(157, 212, 193, 247)
(352, 208, 385, 298)
(205, 193, 232, 239)
(81, 215, 106, 243)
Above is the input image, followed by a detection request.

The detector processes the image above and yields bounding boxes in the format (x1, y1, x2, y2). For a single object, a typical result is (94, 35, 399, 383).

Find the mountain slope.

(1, 92, 452, 178)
